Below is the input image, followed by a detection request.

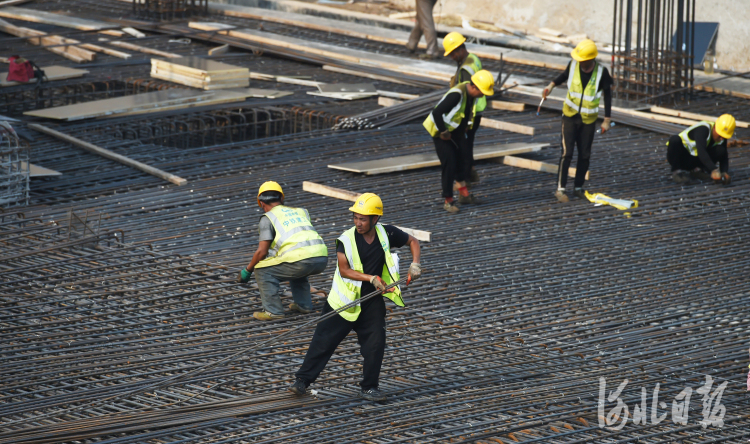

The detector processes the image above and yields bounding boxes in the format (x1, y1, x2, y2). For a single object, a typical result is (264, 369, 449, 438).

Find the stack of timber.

(151, 56, 250, 90)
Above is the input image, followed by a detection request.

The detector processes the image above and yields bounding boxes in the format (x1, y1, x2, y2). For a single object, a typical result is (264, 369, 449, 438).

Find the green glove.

(238, 268, 252, 283)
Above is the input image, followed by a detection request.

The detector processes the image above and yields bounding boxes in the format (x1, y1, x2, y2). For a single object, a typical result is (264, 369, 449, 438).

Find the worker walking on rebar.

(290, 193, 421, 402)
(543, 39, 612, 203)
(405, 0, 441, 59)
(443, 32, 487, 184)
(667, 115, 735, 185)
(238, 181, 328, 321)
(424, 70, 494, 213)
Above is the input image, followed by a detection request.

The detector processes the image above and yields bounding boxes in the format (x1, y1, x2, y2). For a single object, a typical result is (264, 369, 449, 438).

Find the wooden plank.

(0, 7, 115, 31)
(121, 27, 145, 38)
(619, 109, 698, 126)
(99, 29, 124, 37)
(78, 43, 130, 59)
(208, 44, 229, 56)
(302, 181, 431, 241)
(1, 65, 88, 87)
(322, 65, 417, 87)
(538, 27, 563, 37)
(378, 96, 401, 107)
(649, 106, 750, 129)
(24, 89, 215, 120)
(27, 124, 187, 186)
(109, 41, 181, 58)
(151, 67, 249, 90)
(481, 118, 535, 136)
(503, 155, 588, 180)
(489, 101, 525, 112)
(21, 162, 62, 177)
(0, 18, 95, 63)
(329, 142, 547, 175)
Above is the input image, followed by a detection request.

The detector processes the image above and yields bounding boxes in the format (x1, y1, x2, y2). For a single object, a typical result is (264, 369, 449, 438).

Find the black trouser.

(558, 114, 596, 189)
(433, 132, 470, 198)
(466, 114, 482, 168)
(295, 298, 386, 390)
(666, 135, 704, 172)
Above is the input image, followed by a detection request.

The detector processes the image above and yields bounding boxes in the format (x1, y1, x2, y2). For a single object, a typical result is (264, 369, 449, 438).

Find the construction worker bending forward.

(543, 39, 612, 203)
(424, 69, 494, 214)
(443, 32, 488, 184)
(667, 115, 735, 185)
(238, 181, 328, 321)
(290, 193, 421, 402)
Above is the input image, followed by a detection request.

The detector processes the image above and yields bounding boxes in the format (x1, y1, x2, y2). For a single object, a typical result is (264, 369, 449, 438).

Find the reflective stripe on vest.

(459, 54, 486, 113)
(423, 82, 477, 137)
(679, 121, 714, 157)
(562, 60, 603, 124)
(255, 205, 328, 268)
(327, 224, 403, 322)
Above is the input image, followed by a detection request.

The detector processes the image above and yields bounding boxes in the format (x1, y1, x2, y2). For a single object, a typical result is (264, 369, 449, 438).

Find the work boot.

(358, 387, 387, 402)
(289, 303, 311, 314)
(443, 201, 460, 214)
(690, 168, 711, 181)
(289, 378, 308, 395)
(554, 189, 569, 203)
(469, 168, 480, 183)
(573, 188, 586, 199)
(253, 311, 284, 321)
(672, 170, 691, 184)
(458, 194, 482, 204)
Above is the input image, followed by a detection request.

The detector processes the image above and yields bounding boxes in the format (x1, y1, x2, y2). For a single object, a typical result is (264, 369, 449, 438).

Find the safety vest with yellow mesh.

(454, 54, 487, 113)
(327, 224, 403, 321)
(255, 205, 327, 269)
(423, 82, 477, 137)
(678, 121, 718, 156)
(562, 60, 604, 124)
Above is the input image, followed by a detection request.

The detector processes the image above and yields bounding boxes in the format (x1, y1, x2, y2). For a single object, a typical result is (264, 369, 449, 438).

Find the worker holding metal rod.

(423, 70, 495, 213)
(543, 39, 613, 203)
(290, 193, 421, 402)
(443, 32, 487, 184)
(667, 115, 735, 185)
(238, 181, 328, 320)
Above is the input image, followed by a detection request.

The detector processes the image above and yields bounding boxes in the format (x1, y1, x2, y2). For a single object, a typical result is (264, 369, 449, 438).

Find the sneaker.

(289, 378, 308, 395)
(573, 188, 586, 199)
(443, 201, 460, 214)
(554, 189, 569, 203)
(253, 311, 284, 321)
(672, 170, 691, 184)
(689, 168, 711, 180)
(458, 193, 482, 204)
(358, 387, 387, 402)
(289, 303, 311, 314)
(469, 168, 480, 183)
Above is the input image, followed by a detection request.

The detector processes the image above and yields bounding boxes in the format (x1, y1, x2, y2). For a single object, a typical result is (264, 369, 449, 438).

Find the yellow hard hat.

(571, 39, 598, 62)
(443, 32, 466, 56)
(471, 70, 495, 96)
(715, 114, 736, 139)
(349, 192, 383, 216)
(257, 181, 284, 207)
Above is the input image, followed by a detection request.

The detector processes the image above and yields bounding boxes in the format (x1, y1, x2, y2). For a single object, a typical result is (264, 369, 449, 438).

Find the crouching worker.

(667, 114, 735, 185)
(289, 193, 422, 402)
(238, 181, 328, 320)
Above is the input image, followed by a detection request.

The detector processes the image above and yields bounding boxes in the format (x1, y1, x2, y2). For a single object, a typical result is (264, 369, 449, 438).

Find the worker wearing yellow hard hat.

(291, 193, 422, 402)
(405, 0, 441, 58)
(667, 114, 736, 185)
(424, 69, 494, 213)
(238, 181, 328, 321)
(443, 32, 488, 184)
(542, 39, 613, 203)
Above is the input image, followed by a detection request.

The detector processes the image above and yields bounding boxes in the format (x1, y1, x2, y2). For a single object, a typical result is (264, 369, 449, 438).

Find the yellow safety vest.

(423, 82, 477, 137)
(327, 224, 403, 321)
(678, 121, 716, 156)
(454, 54, 487, 113)
(255, 205, 327, 269)
(562, 60, 603, 124)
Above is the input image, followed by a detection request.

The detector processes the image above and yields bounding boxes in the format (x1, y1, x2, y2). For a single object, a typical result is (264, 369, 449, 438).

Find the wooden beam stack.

(151, 56, 249, 90)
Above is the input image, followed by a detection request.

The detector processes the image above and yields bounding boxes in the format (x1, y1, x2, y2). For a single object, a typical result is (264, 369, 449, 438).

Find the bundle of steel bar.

(333, 89, 446, 130)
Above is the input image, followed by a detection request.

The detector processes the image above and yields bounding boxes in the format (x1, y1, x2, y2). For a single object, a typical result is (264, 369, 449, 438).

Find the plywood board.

(329, 142, 548, 175)
(1, 65, 88, 87)
(108, 89, 254, 117)
(649, 106, 750, 129)
(0, 7, 116, 31)
(24, 89, 214, 120)
(234, 88, 293, 99)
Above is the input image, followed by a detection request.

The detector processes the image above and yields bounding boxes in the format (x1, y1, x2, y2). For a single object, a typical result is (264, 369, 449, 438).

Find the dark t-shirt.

(553, 61, 613, 118)
(336, 224, 409, 308)
(688, 125, 729, 172)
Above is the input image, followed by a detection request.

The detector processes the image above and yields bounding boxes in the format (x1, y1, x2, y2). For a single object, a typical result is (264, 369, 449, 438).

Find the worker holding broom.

(443, 31, 487, 184)
(542, 39, 613, 203)
(290, 193, 421, 402)
(424, 69, 494, 213)
(237, 181, 328, 320)
(666, 115, 735, 185)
